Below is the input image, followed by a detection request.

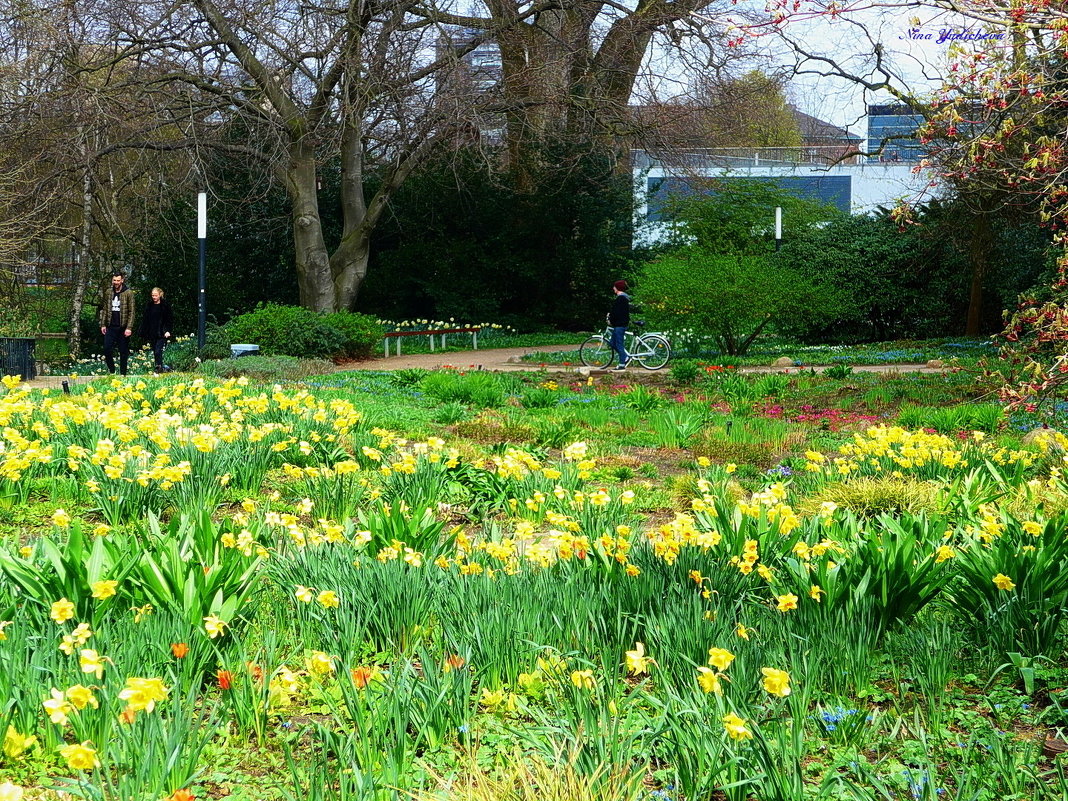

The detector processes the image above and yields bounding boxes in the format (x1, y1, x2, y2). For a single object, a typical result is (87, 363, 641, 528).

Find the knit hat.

(613, 280, 628, 291)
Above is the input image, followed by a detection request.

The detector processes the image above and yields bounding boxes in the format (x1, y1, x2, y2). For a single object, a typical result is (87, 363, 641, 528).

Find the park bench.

(383, 327, 481, 357)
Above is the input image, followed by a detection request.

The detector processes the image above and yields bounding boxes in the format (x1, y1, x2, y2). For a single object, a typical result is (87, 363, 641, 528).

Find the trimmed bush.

(321, 311, 382, 360)
(223, 304, 383, 359)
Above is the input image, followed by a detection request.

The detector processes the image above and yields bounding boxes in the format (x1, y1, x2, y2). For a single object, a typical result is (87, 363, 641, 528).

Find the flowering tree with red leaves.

(914, 9, 1068, 410)
(730, 1, 1068, 409)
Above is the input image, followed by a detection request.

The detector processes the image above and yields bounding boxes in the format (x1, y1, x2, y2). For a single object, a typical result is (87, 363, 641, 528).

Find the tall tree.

(419, 0, 757, 187)
(112, 0, 561, 312)
(0, 0, 196, 355)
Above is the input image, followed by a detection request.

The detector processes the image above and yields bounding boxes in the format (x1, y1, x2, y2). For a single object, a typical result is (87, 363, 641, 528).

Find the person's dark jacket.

(140, 299, 174, 340)
(608, 292, 630, 327)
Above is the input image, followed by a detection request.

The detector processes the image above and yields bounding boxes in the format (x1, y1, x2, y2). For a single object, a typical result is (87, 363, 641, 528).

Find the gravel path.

(332, 345, 946, 375)
(19, 344, 946, 390)
(334, 343, 583, 372)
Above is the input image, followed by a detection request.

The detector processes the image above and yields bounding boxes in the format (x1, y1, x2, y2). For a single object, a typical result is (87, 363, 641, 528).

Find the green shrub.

(824, 363, 854, 379)
(804, 476, 944, 518)
(392, 369, 429, 387)
(322, 311, 384, 360)
(752, 373, 790, 398)
(224, 304, 382, 359)
(897, 403, 1004, 434)
(692, 438, 781, 469)
(668, 359, 701, 386)
(521, 387, 561, 409)
(165, 324, 232, 371)
(420, 371, 504, 407)
(454, 413, 534, 444)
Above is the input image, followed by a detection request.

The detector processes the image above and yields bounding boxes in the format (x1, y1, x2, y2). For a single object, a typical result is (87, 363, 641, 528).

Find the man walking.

(99, 272, 136, 376)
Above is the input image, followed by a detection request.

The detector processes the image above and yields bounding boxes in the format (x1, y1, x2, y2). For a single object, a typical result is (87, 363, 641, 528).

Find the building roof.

(788, 105, 863, 143)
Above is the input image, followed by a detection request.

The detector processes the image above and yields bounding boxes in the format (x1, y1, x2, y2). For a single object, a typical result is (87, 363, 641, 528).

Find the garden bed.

(0, 367, 1064, 801)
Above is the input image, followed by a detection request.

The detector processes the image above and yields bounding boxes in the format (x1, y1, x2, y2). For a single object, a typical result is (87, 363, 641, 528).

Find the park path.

(19, 344, 945, 390)
(333, 344, 945, 375)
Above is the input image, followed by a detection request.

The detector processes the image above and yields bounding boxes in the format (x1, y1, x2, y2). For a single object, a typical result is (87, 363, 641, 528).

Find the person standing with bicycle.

(608, 280, 631, 371)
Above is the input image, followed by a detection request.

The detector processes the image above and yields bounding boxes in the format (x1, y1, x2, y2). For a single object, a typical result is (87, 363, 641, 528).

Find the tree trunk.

(68, 153, 92, 360)
(330, 117, 442, 310)
(285, 139, 335, 312)
(329, 119, 370, 311)
(966, 212, 992, 336)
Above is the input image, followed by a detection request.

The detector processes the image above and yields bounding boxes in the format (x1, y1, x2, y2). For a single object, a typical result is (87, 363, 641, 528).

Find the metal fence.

(634, 146, 864, 169)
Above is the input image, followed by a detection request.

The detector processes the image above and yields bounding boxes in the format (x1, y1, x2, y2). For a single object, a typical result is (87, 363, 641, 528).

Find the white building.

(633, 149, 940, 246)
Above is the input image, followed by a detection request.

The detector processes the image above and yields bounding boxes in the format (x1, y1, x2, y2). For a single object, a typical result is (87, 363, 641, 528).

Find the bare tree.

(88, 0, 562, 312)
(418, 0, 761, 188)
(0, 0, 207, 355)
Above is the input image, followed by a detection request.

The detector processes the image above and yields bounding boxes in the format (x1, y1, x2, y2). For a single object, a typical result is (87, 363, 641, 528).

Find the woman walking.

(140, 287, 174, 373)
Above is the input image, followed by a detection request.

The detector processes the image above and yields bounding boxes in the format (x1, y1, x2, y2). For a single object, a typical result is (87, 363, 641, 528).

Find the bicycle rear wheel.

(635, 335, 671, 370)
(579, 335, 614, 369)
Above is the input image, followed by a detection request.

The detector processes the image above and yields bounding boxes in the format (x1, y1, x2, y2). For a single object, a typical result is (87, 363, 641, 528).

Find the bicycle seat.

(634, 320, 646, 328)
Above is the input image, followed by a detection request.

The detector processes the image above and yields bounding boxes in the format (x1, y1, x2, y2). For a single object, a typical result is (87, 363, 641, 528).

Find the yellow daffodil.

(761, 667, 791, 697)
(3, 726, 37, 761)
(79, 649, 106, 679)
(708, 647, 735, 671)
(59, 741, 99, 771)
(696, 667, 723, 694)
(90, 580, 118, 601)
(775, 593, 799, 612)
(722, 712, 752, 740)
(308, 651, 335, 676)
(935, 545, 955, 563)
(624, 642, 652, 676)
(42, 688, 71, 725)
(203, 615, 228, 639)
(993, 573, 1015, 591)
(117, 677, 169, 713)
(316, 590, 339, 609)
(0, 781, 24, 801)
(570, 669, 595, 689)
(50, 598, 75, 624)
(65, 685, 98, 711)
(51, 508, 71, 528)
(295, 586, 314, 603)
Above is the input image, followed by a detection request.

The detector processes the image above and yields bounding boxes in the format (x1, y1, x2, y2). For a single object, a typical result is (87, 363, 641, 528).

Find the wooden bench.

(383, 327, 481, 357)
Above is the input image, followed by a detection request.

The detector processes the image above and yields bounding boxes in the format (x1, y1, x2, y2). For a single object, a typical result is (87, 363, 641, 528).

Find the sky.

(765, 4, 984, 134)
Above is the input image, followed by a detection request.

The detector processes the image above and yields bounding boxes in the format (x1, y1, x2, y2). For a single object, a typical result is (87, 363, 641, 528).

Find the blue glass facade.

(645, 175, 852, 221)
(866, 105, 925, 162)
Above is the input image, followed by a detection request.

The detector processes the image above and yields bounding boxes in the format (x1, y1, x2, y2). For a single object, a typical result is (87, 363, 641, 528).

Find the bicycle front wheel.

(579, 335, 614, 369)
(635, 335, 671, 370)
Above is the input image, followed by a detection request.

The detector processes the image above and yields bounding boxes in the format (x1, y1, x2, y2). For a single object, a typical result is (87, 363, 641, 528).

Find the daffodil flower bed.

(0, 372, 1065, 801)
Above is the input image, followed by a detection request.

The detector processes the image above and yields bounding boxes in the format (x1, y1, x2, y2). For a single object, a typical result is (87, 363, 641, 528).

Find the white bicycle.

(579, 322, 671, 370)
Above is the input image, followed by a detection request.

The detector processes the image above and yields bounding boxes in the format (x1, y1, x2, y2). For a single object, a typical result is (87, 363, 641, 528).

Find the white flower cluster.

(379, 318, 515, 334)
